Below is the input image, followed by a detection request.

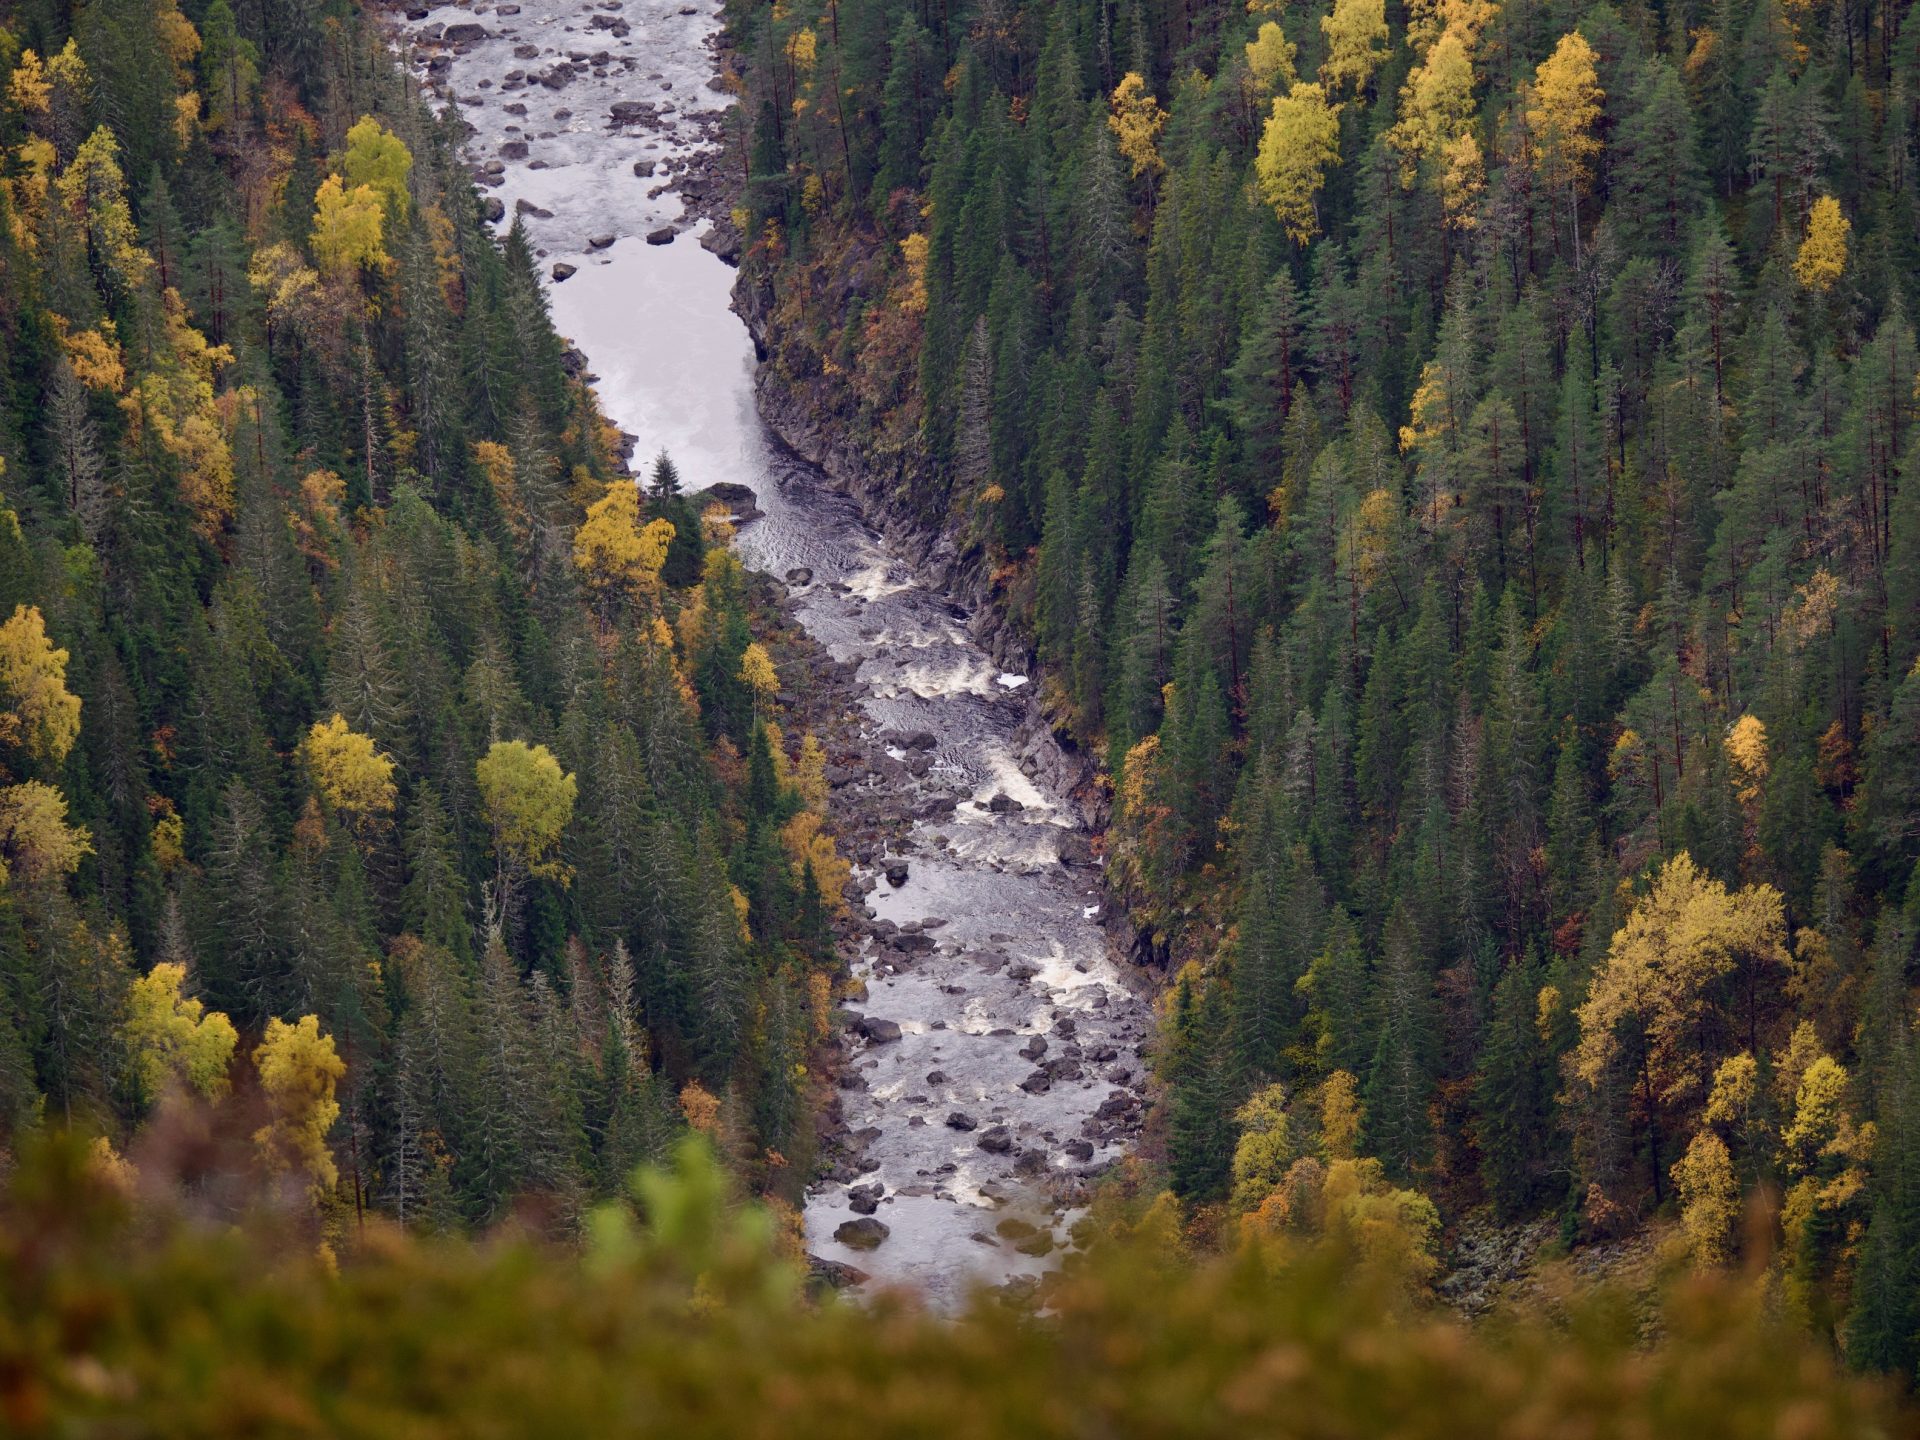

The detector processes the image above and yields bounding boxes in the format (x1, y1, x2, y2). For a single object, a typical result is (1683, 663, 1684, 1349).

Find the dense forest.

(0, 0, 1916, 1421)
(728, 0, 1920, 1378)
(0, 0, 851, 1239)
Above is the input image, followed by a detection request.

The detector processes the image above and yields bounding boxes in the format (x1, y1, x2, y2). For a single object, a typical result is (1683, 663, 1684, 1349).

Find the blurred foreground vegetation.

(0, 1133, 1907, 1439)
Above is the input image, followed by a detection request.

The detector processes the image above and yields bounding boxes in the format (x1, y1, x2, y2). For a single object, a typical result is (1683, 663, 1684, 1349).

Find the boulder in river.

(945, 1111, 977, 1131)
(646, 226, 675, 245)
(847, 1183, 883, 1216)
(1058, 834, 1094, 867)
(1019, 1070, 1052, 1095)
(785, 567, 813, 586)
(834, 1217, 890, 1251)
(587, 233, 616, 250)
(977, 1125, 1013, 1154)
(807, 1255, 868, 1291)
(851, 1015, 902, 1045)
(443, 22, 489, 42)
(986, 792, 1024, 814)
(551, 263, 577, 282)
(884, 862, 909, 888)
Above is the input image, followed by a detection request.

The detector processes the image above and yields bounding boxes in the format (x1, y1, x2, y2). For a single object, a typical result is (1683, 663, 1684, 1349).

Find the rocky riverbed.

(390, 0, 1152, 1306)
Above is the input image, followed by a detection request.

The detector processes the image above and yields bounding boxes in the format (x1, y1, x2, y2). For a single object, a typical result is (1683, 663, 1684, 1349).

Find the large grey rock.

(850, 1015, 902, 1045)
(808, 1254, 868, 1290)
(834, 1217, 890, 1250)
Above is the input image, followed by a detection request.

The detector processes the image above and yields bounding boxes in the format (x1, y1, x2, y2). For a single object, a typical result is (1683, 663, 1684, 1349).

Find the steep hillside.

(723, 0, 1920, 1373)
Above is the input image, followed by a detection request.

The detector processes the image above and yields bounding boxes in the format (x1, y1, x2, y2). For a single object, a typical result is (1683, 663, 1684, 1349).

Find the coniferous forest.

(726, 0, 1920, 1380)
(0, 0, 843, 1237)
(0, 0, 1917, 1429)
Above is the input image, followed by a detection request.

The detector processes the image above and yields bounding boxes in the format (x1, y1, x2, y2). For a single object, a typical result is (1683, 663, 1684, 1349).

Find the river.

(395, 0, 1150, 1305)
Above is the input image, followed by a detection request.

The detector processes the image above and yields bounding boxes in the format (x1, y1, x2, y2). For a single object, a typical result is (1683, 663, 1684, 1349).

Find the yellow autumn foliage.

(1108, 72, 1167, 179)
(56, 128, 150, 293)
(305, 715, 397, 818)
(739, 642, 778, 699)
(1244, 22, 1297, 92)
(0, 780, 92, 888)
(1672, 1129, 1739, 1266)
(0, 604, 82, 764)
(781, 809, 850, 912)
(118, 293, 236, 538)
(898, 232, 929, 313)
(794, 732, 830, 813)
(1320, 1068, 1364, 1159)
(312, 173, 388, 281)
(476, 740, 577, 883)
(1793, 195, 1849, 292)
(1573, 854, 1789, 1103)
(124, 962, 239, 1104)
(7, 41, 90, 125)
(248, 241, 324, 339)
(342, 116, 413, 224)
(1725, 713, 1769, 806)
(573, 481, 675, 608)
(784, 27, 818, 68)
(1255, 81, 1341, 243)
(252, 1015, 346, 1192)
(1231, 1084, 1295, 1212)
(1319, 0, 1389, 96)
(1387, 25, 1476, 184)
(53, 317, 126, 392)
(1526, 31, 1603, 199)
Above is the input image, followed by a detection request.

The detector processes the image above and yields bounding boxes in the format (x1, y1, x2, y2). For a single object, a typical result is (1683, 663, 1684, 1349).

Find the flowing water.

(397, 0, 1150, 1304)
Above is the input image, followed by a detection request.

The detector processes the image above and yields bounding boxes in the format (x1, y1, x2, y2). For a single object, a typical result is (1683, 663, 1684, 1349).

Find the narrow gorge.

(394, 0, 1152, 1302)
